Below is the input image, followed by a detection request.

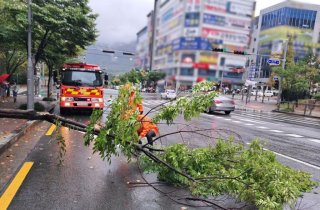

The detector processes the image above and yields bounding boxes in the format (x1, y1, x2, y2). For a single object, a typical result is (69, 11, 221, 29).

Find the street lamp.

(149, 0, 158, 71)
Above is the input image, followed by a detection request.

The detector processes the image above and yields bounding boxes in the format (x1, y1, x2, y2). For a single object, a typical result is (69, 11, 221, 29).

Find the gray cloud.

(89, 0, 154, 45)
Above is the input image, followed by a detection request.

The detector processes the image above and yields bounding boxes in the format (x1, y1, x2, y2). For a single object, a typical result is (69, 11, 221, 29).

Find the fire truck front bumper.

(60, 100, 104, 109)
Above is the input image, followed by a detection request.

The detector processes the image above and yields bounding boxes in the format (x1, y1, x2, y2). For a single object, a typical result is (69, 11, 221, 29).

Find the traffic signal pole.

(277, 41, 288, 110)
(27, 0, 34, 110)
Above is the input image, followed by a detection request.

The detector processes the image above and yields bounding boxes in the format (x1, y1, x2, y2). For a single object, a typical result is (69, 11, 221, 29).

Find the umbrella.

(0, 73, 9, 84)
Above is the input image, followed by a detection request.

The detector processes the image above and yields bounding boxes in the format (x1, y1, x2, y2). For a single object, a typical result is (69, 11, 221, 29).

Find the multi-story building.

(135, 26, 149, 70)
(150, 0, 256, 91)
(253, 0, 320, 82)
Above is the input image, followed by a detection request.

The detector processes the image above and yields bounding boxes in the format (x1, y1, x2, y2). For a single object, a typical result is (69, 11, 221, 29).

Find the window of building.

(220, 57, 226, 66)
(198, 69, 216, 77)
(261, 7, 317, 30)
(180, 68, 194, 76)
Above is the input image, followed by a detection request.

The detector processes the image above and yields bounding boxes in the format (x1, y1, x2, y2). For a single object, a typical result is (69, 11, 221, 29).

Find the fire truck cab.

(59, 63, 104, 115)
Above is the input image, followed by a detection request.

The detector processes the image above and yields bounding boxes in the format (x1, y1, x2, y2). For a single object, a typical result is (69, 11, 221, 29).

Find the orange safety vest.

(137, 115, 159, 138)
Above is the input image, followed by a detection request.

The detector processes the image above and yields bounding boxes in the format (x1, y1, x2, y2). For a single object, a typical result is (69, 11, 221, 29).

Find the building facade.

(135, 26, 149, 70)
(253, 0, 320, 82)
(136, 0, 256, 91)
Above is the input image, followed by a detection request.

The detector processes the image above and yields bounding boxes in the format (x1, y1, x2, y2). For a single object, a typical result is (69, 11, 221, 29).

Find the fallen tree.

(0, 82, 318, 209)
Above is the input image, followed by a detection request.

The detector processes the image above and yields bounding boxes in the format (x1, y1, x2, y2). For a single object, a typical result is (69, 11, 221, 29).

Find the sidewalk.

(0, 87, 57, 155)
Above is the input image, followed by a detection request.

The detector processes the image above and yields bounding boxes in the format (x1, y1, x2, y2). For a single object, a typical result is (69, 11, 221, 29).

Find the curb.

(272, 110, 320, 119)
(0, 120, 40, 156)
(0, 103, 56, 156)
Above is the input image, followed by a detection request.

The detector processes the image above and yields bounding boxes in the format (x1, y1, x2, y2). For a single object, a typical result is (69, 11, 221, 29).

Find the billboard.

(259, 26, 313, 44)
(203, 13, 251, 29)
(185, 12, 200, 27)
(202, 28, 249, 45)
(226, 1, 254, 18)
(184, 28, 199, 37)
(172, 37, 212, 51)
(259, 26, 320, 58)
(186, 0, 201, 12)
(203, 13, 225, 27)
(204, 0, 227, 13)
(199, 52, 218, 64)
(181, 53, 196, 63)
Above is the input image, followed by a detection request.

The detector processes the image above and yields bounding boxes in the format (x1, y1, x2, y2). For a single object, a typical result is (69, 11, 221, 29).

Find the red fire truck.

(59, 63, 104, 115)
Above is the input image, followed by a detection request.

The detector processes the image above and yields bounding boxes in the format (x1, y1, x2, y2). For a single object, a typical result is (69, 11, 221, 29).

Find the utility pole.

(255, 55, 263, 101)
(27, 0, 34, 110)
(149, 0, 158, 71)
(277, 41, 288, 110)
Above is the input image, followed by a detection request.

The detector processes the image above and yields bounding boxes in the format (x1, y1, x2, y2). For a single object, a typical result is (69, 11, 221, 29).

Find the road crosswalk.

(232, 111, 320, 128)
(142, 99, 320, 128)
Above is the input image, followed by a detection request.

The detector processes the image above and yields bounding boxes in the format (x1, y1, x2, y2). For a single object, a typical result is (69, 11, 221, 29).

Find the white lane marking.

(215, 116, 222, 119)
(257, 126, 268, 129)
(246, 143, 320, 170)
(231, 116, 265, 124)
(269, 130, 284, 133)
(224, 119, 232, 121)
(232, 121, 241, 123)
(285, 134, 304, 138)
(143, 102, 151, 106)
(241, 119, 263, 124)
(245, 123, 254, 126)
(309, 139, 320, 144)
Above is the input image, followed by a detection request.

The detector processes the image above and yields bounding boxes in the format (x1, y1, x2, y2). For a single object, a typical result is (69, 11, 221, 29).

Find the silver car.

(206, 95, 235, 115)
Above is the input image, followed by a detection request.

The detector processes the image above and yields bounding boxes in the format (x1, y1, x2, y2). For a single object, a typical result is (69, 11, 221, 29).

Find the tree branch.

(138, 145, 195, 182)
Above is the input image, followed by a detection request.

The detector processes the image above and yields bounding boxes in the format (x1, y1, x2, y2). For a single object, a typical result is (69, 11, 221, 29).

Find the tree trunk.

(0, 109, 95, 134)
(47, 66, 53, 98)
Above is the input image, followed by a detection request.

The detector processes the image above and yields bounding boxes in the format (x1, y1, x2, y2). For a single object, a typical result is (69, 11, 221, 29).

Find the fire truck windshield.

(61, 70, 102, 87)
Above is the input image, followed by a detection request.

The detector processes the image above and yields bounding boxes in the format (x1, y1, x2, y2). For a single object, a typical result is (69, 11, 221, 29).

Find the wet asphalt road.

(4, 89, 320, 209)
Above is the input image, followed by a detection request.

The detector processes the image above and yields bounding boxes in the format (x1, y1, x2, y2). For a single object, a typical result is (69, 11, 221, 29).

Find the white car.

(258, 90, 273, 97)
(161, 90, 177, 99)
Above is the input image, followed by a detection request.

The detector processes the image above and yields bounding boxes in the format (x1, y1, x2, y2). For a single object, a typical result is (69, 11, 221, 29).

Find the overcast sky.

(88, 0, 318, 45)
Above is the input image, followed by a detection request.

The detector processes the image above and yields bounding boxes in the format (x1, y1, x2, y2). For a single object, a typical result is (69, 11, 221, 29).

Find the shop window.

(180, 68, 194, 76)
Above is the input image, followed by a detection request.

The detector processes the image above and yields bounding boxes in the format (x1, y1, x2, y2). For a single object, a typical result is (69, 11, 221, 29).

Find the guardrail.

(278, 99, 320, 116)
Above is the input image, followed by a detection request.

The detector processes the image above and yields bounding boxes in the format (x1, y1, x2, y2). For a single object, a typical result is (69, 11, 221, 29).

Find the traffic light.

(274, 80, 279, 89)
(233, 50, 247, 55)
(212, 48, 225, 52)
(123, 52, 135, 56)
(102, 50, 115, 53)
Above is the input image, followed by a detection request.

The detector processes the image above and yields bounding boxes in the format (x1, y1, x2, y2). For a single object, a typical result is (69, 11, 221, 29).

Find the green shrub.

(314, 93, 320, 101)
(19, 102, 46, 112)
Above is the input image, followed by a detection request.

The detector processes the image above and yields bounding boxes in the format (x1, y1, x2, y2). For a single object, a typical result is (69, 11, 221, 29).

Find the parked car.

(161, 89, 177, 99)
(258, 90, 273, 97)
(205, 95, 235, 115)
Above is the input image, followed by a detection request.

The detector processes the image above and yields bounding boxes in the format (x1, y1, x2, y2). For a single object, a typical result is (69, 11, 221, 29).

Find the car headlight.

(91, 98, 103, 102)
(61, 97, 74, 102)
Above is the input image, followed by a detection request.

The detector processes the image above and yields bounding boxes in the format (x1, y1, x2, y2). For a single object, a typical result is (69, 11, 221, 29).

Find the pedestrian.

(137, 113, 159, 146)
(232, 90, 235, 98)
(6, 82, 10, 97)
(0, 82, 6, 102)
(12, 82, 19, 103)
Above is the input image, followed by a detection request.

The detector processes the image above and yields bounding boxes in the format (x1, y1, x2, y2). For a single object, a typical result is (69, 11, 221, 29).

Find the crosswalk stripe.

(233, 112, 320, 127)
(308, 139, 320, 144)
(269, 130, 283, 133)
(285, 134, 304, 138)
(257, 126, 268, 129)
